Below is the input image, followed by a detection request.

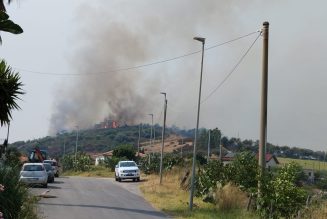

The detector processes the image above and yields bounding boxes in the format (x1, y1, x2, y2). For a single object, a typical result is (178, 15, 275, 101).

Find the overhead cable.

(13, 31, 259, 76)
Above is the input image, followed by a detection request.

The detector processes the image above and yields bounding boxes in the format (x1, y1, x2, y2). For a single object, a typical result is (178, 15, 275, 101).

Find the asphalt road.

(31, 176, 167, 219)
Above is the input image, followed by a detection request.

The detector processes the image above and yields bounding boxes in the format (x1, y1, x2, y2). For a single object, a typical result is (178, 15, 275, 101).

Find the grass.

(278, 157, 327, 171)
(139, 168, 258, 219)
(62, 165, 115, 178)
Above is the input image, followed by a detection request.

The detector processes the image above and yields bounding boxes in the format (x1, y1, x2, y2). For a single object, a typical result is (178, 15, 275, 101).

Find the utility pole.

(181, 137, 184, 158)
(219, 136, 222, 162)
(63, 136, 66, 156)
(148, 114, 153, 165)
(75, 126, 79, 162)
(159, 92, 167, 185)
(258, 21, 269, 201)
(138, 123, 141, 156)
(148, 114, 153, 147)
(207, 130, 211, 163)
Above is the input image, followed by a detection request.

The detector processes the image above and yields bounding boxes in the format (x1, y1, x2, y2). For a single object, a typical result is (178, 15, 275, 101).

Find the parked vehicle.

(43, 163, 55, 183)
(43, 159, 59, 177)
(115, 161, 140, 182)
(19, 163, 48, 188)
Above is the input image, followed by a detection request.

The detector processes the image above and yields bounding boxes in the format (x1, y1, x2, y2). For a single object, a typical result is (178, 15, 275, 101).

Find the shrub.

(196, 160, 225, 197)
(215, 183, 248, 210)
(0, 166, 38, 219)
(226, 151, 258, 191)
(113, 145, 136, 160)
(258, 162, 307, 218)
(104, 156, 125, 171)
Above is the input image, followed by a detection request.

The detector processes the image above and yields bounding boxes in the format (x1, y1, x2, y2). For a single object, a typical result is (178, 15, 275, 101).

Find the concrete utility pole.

(75, 126, 79, 162)
(159, 92, 167, 185)
(148, 114, 153, 165)
(63, 137, 66, 156)
(138, 123, 141, 156)
(219, 136, 222, 162)
(189, 36, 205, 211)
(149, 114, 153, 146)
(207, 130, 211, 163)
(258, 21, 269, 199)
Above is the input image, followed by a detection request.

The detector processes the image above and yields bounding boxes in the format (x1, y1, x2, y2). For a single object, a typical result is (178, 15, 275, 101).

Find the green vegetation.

(0, 10, 23, 44)
(279, 157, 327, 171)
(61, 152, 93, 172)
(140, 168, 258, 219)
(0, 166, 39, 219)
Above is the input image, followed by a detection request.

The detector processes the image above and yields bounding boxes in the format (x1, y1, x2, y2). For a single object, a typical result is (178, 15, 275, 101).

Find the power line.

(201, 33, 261, 104)
(13, 31, 259, 76)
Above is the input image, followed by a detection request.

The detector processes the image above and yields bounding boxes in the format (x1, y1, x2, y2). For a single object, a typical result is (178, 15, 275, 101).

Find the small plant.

(215, 183, 248, 210)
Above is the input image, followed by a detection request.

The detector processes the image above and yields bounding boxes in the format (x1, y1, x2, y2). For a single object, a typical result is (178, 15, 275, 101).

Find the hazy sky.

(0, 0, 326, 151)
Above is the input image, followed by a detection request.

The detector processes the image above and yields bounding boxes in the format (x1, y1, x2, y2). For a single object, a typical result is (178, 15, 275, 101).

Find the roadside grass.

(62, 165, 114, 178)
(302, 199, 327, 219)
(278, 157, 327, 171)
(140, 168, 258, 219)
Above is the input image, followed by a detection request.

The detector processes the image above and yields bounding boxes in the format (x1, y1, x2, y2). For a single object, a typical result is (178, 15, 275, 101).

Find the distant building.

(95, 155, 105, 166)
(256, 153, 280, 168)
(222, 151, 236, 165)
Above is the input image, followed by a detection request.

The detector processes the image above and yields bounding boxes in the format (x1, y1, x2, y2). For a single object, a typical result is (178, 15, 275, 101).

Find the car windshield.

(120, 162, 136, 167)
(23, 165, 44, 171)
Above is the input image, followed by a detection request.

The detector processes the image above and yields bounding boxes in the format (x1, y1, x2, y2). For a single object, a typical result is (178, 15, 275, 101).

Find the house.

(256, 153, 280, 168)
(95, 155, 105, 166)
(222, 151, 236, 165)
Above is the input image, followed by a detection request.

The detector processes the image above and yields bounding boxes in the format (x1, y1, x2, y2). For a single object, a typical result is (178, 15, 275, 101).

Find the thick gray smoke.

(48, 0, 225, 134)
(48, 0, 327, 150)
(49, 22, 153, 133)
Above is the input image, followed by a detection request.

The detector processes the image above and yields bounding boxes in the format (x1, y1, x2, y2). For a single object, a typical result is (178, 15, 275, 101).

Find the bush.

(0, 166, 39, 219)
(113, 145, 136, 160)
(215, 183, 248, 210)
(226, 151, 258, 191)
(258, 162, 307, 218)
(104, 156, 126, 171)
(61, 152, 92, 172)
(196, 160, 225, 198)
(139, 153, 183, 174)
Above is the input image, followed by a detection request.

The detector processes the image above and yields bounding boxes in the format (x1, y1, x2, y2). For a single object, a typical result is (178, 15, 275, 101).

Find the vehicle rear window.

(44, 161, 57, 166)
(23, 165, 44, 171)
(43, 164, 52, 171)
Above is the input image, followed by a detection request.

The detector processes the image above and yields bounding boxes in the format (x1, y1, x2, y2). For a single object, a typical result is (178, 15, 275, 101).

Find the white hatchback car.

(115, 161, 140, 182)
(20, 163, 48, 188)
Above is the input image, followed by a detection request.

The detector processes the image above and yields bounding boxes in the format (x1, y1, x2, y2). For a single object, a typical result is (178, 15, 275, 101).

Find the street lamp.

(75, 126, 79, 162)
(189, 36, 205, 210)
(159, 92, 167, 185)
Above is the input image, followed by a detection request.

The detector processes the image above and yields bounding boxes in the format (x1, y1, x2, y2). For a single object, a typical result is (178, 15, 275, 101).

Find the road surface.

(31, 176, 167, 219)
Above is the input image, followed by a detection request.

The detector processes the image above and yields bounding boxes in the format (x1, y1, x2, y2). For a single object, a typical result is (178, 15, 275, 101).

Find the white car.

(115, 161, 140, 182)
(20, 163, 48, 188)
(43, 160, 59, 177)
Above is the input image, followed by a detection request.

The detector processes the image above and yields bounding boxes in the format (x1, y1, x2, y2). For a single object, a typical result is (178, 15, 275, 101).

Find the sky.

(0, 0, 326, 151)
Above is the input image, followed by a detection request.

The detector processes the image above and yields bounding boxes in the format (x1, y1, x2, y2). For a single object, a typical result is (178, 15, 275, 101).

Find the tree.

(0, 60, 24, 126)
(112, 145, 136, 160)
(0, 10, 23, 44)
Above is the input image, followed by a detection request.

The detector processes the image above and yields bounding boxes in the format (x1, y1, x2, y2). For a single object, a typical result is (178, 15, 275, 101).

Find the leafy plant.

(258, 162, 307, 218)
(0, 60, 24, 126)
(112, 144, 136, 160)
(0, 166, 33, 219)
(0, 11, 23, 44)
